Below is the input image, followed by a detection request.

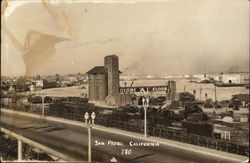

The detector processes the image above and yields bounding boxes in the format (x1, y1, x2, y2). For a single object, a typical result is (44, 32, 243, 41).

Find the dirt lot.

(19, 85, 87, 97)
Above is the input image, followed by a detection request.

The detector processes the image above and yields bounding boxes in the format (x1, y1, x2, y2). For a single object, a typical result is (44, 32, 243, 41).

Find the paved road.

(1, 111, 192, 162)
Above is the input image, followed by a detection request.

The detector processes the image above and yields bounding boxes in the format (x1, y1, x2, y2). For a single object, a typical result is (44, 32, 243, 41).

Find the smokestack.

(55, 74, 60, 81)
(36, 75, 41, 80)
(219, 72, 223, 82)
(193, 90, 196, 99)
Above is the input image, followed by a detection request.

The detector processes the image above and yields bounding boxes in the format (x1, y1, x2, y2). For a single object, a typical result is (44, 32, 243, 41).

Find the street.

(1, 111, 191, 162)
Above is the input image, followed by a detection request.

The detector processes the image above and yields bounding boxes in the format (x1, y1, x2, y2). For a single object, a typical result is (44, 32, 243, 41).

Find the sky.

(1, 0, 249, 77)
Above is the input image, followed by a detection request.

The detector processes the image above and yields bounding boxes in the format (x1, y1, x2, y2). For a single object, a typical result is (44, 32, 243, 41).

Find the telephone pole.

(200, 86, 202, 100)
(214, 85, 217, 102)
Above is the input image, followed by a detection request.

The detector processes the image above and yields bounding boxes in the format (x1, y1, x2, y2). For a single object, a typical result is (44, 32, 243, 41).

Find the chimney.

(193, 90, 196, 99)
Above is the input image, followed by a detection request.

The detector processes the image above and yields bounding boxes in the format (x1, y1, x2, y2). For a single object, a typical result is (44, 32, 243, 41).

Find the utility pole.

(29, 76, 32, 111)
(214, 85, 217, 102)
(200, 86, 202, 101)
(124, 82, 127, 105)
(214, 85, 217, 109)
(165, 81, 168, 103)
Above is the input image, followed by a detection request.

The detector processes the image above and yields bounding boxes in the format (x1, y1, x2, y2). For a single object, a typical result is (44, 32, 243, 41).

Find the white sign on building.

(35, 80, 44, 87)
(215, 74, 241, 84)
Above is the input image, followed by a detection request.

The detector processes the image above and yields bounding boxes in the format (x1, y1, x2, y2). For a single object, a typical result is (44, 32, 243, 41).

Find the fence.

(1, 127, 75, 161)
(93, 118, 248, 156)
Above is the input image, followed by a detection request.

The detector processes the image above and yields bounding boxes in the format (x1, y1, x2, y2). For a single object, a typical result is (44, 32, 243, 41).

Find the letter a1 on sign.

(139, 88, 146, 93)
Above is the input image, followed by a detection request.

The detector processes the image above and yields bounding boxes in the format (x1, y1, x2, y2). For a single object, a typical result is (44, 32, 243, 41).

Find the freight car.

(182, 120, 213, 137)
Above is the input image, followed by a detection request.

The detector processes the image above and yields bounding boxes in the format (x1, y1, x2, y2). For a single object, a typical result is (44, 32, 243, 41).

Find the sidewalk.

(1, 108, 248, 163)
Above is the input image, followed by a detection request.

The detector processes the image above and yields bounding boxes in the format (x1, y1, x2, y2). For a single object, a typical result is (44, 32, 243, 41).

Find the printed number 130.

(121, 149, 132, 155)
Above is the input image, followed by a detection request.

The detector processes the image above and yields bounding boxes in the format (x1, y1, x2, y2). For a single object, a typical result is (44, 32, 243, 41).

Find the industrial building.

(87, 55, 176, 106)
(87, 55, 131, 106)
(214, 72, 249, 84)
(87, 66, 108, 102)
(34, 79, 57, 89)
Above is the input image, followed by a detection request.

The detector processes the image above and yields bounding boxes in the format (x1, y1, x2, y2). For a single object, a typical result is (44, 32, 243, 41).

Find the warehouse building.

(87, 66, 108, 102)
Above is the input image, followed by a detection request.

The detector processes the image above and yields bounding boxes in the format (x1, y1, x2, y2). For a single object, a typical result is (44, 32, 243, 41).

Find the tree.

(179, 92, 195, 107)
(16, 76, 28, 85)
(15, 76, 29, 92)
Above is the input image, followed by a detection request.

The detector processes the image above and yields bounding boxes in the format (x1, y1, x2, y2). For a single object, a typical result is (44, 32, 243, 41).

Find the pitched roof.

(86, 66, 122, 74)
(86, 66, 107, 74)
